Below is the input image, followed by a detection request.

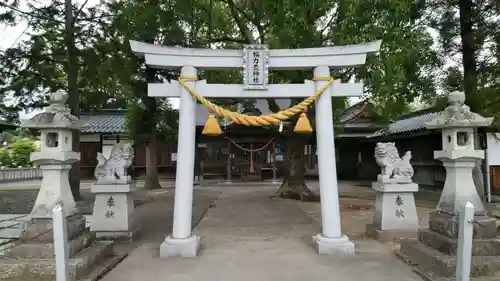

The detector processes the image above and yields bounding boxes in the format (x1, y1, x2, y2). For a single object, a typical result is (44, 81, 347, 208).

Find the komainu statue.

(374, 142, 414, 183)
(94, 142, 134, 183)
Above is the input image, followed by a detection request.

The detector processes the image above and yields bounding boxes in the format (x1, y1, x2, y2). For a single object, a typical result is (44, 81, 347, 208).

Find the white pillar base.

(312, 234, 355, 256)
(159, 235, 200, 258)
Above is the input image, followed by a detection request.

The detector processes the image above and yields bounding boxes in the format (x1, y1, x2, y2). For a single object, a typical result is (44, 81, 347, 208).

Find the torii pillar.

(130, 41, 381, 258)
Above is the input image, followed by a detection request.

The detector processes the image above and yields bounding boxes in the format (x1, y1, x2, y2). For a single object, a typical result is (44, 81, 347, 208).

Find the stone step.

(0, 221, 22, 229)
(3, 232, 93, 259)
(0, 239, 16, 256)
(418, 228, 500, 256)
(0, 215, 27, 223)
(0, 215, 93, 240)
(0, 228, 20, 239)
(80, 252, 128, 281)
(398, 239, 500, 279)
(0, 241, 115, 281)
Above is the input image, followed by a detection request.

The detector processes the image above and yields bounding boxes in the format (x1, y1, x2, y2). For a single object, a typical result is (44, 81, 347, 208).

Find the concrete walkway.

(101, 185, 423, 281)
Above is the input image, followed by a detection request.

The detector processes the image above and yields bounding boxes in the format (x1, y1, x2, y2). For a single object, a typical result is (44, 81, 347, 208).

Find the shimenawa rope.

(177, 75, 333, 135)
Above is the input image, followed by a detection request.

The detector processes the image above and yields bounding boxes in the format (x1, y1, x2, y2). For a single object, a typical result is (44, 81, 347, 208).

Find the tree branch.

(223, 0, 254, 43)
(0, 2, 64, 23)
(208, 36, 247, 44)
(75, 0, 90, 19)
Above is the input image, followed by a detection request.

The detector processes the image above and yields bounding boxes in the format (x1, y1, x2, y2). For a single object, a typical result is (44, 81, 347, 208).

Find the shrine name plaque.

(243, 44, 269, 90)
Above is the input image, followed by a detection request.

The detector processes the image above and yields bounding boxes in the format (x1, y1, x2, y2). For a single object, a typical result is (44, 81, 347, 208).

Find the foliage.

(125, 100, 179, 143)
(0, 148, 13, 167)
(423, 0, 500, 125)
(0, 138, 37, 168)
(10, 138, 37, 167)
(0, 0, 128, 122)
(102, 0, 186, 143)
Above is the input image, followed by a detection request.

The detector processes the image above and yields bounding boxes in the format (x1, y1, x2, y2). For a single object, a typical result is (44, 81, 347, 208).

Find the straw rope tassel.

(294, 111, 313, 134)
(202, 114, 222, 136)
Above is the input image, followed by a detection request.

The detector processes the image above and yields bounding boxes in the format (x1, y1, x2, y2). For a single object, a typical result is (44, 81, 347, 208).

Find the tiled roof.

(371, 111, 440, 137)
(339, 100, 367, 123)
(79, 99, 373, 133)
(80, 114, 126, 133)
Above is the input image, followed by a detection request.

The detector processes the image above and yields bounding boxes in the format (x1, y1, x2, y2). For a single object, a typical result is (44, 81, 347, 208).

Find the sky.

(1, 0, 446, 120)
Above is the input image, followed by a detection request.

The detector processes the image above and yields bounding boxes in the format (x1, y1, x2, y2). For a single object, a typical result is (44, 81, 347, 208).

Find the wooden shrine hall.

(78, 99, 381, 182)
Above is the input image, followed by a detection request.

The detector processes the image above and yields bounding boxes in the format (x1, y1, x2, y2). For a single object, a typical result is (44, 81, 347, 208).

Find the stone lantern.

(398, 91, 500, 279)
(21, 90, 84, 222)
(425, 91, 493, 216)
(0, 91, 123, 281)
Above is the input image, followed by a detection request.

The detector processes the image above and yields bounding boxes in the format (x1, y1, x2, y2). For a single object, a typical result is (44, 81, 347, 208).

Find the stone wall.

(0, 168, 42, 182)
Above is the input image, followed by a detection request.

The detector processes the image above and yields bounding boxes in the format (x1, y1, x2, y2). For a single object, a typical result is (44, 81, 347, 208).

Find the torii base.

(159, 235, 201, 258)
(312, 234, 355, 256)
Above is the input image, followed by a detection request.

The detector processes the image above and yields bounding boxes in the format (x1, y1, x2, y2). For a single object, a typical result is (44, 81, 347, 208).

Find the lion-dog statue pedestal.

(90, 142, 141, 241)
(365, 142, 419, 242)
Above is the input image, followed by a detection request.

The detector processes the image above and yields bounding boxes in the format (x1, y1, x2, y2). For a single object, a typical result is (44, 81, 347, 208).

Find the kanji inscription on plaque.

(243, 44, 269, 90)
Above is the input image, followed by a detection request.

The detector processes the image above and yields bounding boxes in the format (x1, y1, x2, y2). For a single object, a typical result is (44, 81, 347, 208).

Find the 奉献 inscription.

(105, 210, 115, 219)
(395, 209, 405, 218)
(105, 196, 116, 219)
(395, 196, 403, 206)
(107, 196, 115, 207)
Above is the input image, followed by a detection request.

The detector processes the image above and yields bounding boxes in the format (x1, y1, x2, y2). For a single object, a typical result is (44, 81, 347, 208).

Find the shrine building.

(78, 99, 382, 182)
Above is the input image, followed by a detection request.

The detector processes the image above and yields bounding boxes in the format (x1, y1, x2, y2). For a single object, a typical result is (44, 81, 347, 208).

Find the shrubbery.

(0, 138, 38, 168)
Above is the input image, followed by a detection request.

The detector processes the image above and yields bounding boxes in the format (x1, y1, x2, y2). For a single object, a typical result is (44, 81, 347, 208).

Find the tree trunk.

(69, 132, 81, 200)
(144, 129, 162, 190)
(458, 0, 478, 110)
(459, 0, 486, 203)
(276, 133, 315, 201)
(65, 0, 81, 200)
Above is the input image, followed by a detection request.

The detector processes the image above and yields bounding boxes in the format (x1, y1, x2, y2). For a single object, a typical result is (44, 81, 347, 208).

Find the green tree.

(424, 0, 500, 202)
(0, 1, 125, 114)
(183, 0, 442, 199)
(9, 138, 37, 167)
(1, 0, 445, 198)
(105, 0, 186, 189)
(0, 0, 128, 199)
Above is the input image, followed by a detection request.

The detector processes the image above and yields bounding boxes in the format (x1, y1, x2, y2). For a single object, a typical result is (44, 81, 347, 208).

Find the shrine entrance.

(199, 125, 280, 182)
(130, 40, 381, 258)
(225, 137, 278, 182)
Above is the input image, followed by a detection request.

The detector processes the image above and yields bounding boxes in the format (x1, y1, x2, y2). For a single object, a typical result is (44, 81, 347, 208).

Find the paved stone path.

(101, 184, 425, 281)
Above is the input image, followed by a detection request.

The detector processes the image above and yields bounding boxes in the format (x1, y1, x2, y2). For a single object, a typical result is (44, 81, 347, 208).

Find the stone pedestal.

(312, 234, 355, 256)
(159, 235, 201, 258)
(0, 212, 126, 281)
(90, 182, 140, 241)
(396, 91, 500, 280)
(366, 181, 419, 242)
(398, 211, 500, 280)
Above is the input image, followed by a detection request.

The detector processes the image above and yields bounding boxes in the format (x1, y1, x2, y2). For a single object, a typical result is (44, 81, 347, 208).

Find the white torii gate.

(130, 40, 381, 258)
